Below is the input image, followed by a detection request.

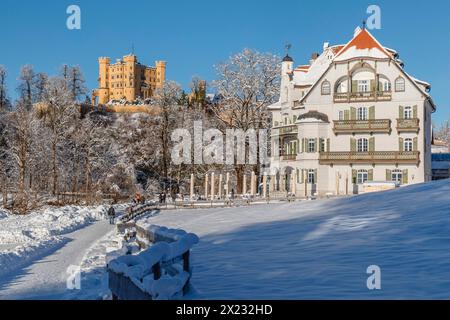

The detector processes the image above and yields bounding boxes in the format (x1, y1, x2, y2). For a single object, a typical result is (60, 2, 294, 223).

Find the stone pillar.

(250, 171, 256, 196)
(190, 174, 194, 199)
(204, 174, 209, 199)
(242, 174, 247, 195)
(218, 174, 223, 199)
(211, 172, 215, 200)
(225, 172, 230, 199)
(263, 174, 268, 198)
(291, 170, 297, 196)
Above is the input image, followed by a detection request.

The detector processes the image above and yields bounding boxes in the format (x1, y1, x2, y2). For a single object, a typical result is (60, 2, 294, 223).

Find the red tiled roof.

(336, 29, 391, 58)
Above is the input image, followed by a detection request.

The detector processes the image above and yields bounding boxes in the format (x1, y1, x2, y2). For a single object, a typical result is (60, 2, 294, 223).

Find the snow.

(334, 47, 387, 61)
(135, 179, 450, 299)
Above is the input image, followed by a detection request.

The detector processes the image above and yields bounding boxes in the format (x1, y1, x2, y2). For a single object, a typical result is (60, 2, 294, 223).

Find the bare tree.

(33, 72, 48, 103)
(0, 66, 10, 111)
(17, 65, 36, 109)
(60, 65, 87, 101)
(211, 49, 280, 192)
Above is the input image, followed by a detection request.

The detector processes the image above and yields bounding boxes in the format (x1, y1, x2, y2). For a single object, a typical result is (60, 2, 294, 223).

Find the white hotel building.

(268, 27, 436, 197)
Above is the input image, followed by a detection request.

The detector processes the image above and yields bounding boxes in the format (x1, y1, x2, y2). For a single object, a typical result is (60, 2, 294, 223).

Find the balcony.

(333, 91, 392, 103)
(333, 119, 391, 134)
(397, 118, 420, 133)
(279, 125, 298, 135)
(319, 151, 420, 165)
(280, 154, 297, 161)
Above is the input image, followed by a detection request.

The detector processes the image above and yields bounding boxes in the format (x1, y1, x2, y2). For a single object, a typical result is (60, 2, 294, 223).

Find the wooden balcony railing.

(333, 91, 392, 103)
(281, 154, 297, 161)
(319, 151, 420, 165)
(397, 118, 420, 133)
(333, 119, 391, 134)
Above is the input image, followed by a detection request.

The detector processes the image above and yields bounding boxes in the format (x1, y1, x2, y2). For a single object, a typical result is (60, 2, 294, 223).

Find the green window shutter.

(413, 105, 418, 118)
(352, 80, 358, 92)
(368, 169, 374, 181)
(369, 137, 375, 152)
(399, 137, 404, 151)
(350, 107, 357, 120)
(301, 169, 304, 183)
(370, 80, 376, 92)
(296, 169, 300, 183)
(293, 115, 297, 123)
(314, 169, 318, 184)
(352, 169, 357, 184)
(314, 138, 318, 152)
(344, 110, 349, 120)
(350, 138, 356, 152)
(413, 137, 418, 151)
(386, 169, 392, 181)
(301, 138, 305, 153)
(399, 106, 404, 119)
(327, 138, 331, 152)
(369, 106, 375, 120)
(402, 169, 409, 184)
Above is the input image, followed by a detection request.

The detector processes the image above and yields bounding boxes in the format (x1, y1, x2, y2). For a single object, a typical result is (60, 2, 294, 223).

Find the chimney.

(323, 42, 330, 52)
(309, 52, 320, 65)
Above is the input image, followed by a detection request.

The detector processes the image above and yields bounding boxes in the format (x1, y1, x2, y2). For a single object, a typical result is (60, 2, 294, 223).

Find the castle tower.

(155, 61, 166, 89)
(98, 57, 110, 104)
(124, 54, 137, 101)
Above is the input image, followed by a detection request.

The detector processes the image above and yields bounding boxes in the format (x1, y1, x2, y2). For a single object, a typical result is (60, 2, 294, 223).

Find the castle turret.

(98, 57, 110, 104)
(281, 55, 294, 103)
(155, 60, 166, 89)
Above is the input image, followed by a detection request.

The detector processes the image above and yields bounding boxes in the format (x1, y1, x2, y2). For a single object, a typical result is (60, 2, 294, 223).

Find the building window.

(308, 139, 316, 153)
(383, 81, 391, 92)
(357, 107, 368, 120)
(395, 77, 405, 92)
(404, 106, 412, 119)
(392, 170, 403, 184)
(357, 170, 368, 184)
(320, 139, 326, 152)
(338, 111, 344, 121)
(307, 169, 316, 184)
(321, 81, 331, 95)
(358, 80, 369, 92)
(357, 138, 368, 153)
(404, 138, 413, 152)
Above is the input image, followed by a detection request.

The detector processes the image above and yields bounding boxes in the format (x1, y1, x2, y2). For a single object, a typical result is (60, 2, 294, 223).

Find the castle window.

(395, 77, 405, 92)
(321, 81, 331, 95)
(308, 139, 316, 153)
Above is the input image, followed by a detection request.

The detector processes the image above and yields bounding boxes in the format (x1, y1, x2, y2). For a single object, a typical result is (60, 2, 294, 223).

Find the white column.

(211, 172, 215, 200)
(218, 174, 223, 199)
(291, 170, 297, 196)
(225, 172, 230, 199)
(250, 171, 256, 196)
(204, 174, 209, 199)
(263, 174, 268, 198)
(242, 174, 247, 195)
(190, 174, 194, 199)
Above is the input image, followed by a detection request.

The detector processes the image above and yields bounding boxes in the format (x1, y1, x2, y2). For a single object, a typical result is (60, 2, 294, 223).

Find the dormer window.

(395, 77, 405, 92)
(321, 80, 331, 95)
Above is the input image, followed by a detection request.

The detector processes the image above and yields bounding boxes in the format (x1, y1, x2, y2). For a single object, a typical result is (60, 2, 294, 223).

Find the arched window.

(357, 138, 368, 153)
(378, 75, 391, 92)
(357, 170, 368, 184)
(335, 77, 349, 93)
(404, 138, 413, 152)
(395, 77, 405, 92)
(321, 80, 331, 95)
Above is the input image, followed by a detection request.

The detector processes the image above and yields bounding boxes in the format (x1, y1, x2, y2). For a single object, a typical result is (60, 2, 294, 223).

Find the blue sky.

(0, 0, 449, 123)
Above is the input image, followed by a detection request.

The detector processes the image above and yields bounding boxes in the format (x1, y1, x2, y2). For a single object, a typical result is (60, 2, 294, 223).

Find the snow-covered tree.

(17, 65, 36, 109)
(0, 66, 11, 111)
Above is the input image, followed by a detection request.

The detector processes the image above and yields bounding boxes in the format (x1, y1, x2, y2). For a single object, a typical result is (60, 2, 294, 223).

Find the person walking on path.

(108, 206, 116, 225)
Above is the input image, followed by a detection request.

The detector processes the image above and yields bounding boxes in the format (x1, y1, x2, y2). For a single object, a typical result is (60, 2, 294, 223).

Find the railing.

(397, 118, 420, 133)
(121, 203, 158, 222)
(280, 154, 297, 161)
(333, 119, 391, 134)
(319, 151, 420, 165)
(108, 224, 199, 300)
(333, 91, 392, 103)
(279, 125, 298, 135)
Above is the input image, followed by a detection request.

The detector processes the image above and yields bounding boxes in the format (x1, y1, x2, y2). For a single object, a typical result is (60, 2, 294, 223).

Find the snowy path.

(0, 220, 114, 300)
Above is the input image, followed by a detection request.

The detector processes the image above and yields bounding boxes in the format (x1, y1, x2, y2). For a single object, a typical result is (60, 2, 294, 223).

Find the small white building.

(268, 27, 436, 197)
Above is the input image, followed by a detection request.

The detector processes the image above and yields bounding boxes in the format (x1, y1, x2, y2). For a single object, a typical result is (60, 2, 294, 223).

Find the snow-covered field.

(1, 179, 450, 299)
(0, 205, 109, 279)
(137, 179, 450, 299)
